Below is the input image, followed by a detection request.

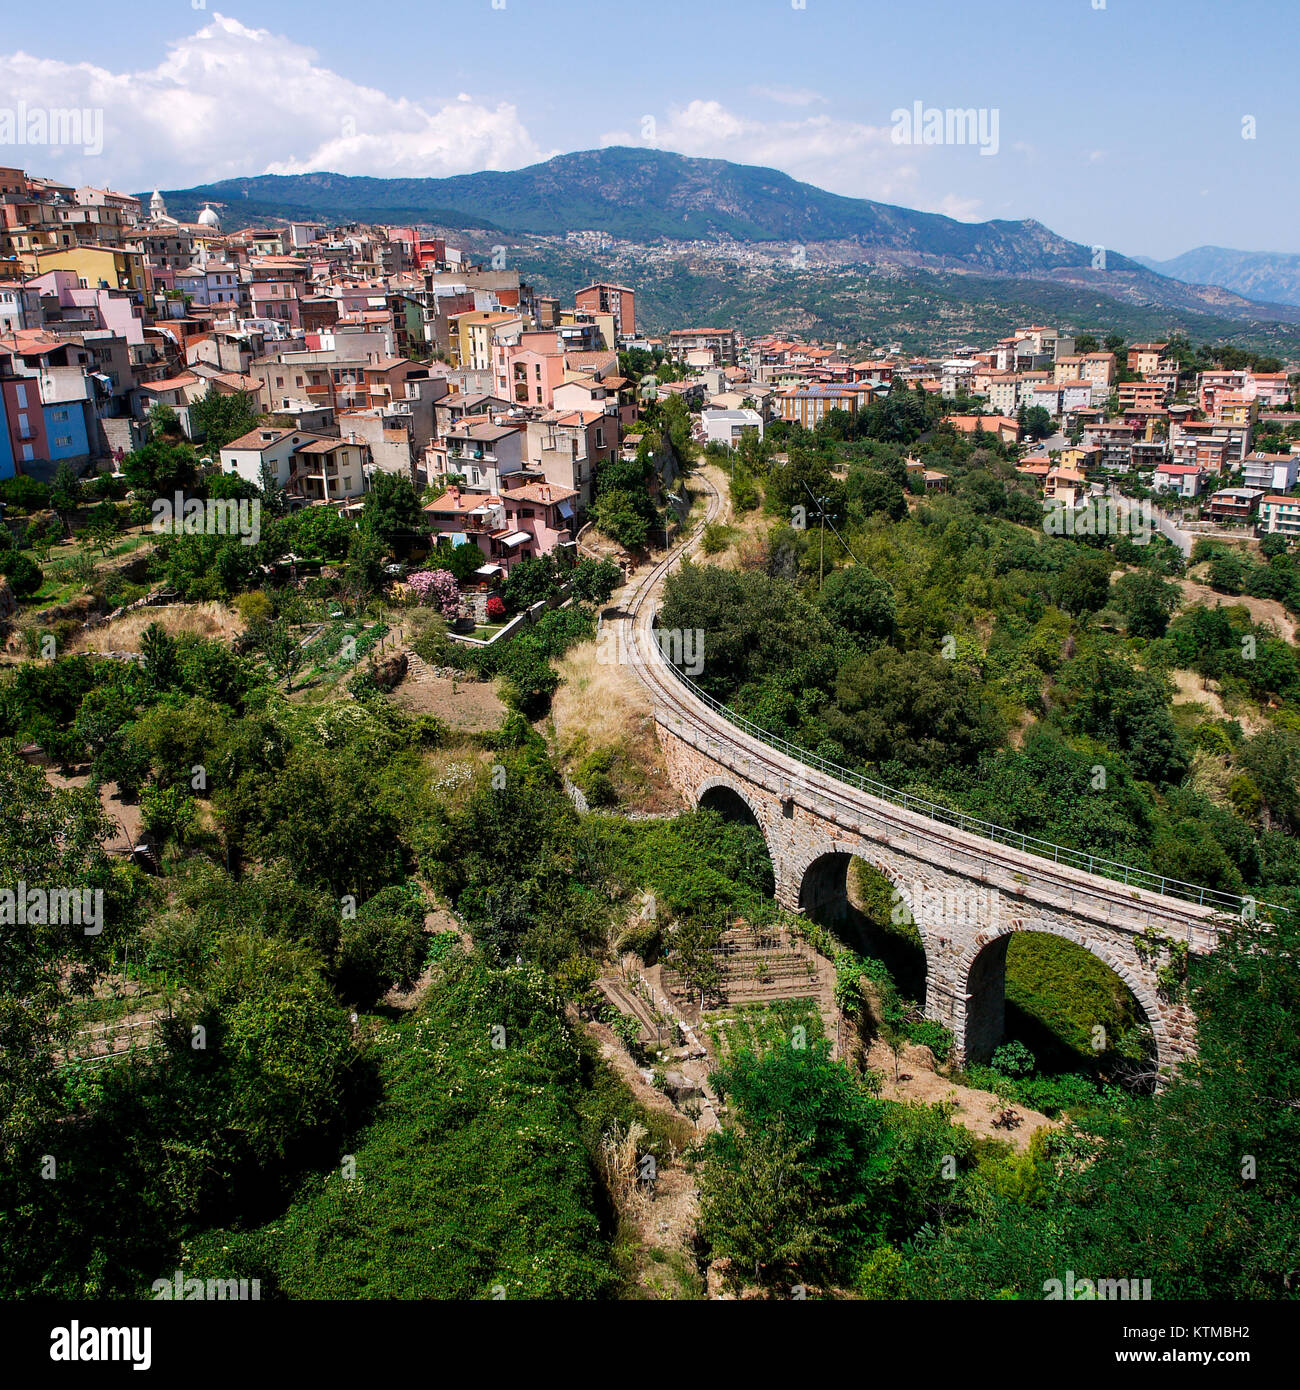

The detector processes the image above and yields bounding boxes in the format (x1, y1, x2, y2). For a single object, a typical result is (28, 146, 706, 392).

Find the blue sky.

(1, 0, 1295, 259)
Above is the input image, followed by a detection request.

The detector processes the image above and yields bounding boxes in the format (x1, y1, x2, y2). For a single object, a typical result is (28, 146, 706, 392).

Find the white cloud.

(0, 13, 547, 187)
(934, 193, 983, 221)
(750, 85, 827, 107)
(601, 98, 927, 206)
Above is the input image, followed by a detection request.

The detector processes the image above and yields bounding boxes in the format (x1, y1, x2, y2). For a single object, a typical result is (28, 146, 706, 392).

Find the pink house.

(499, 479, 578, 557)
(423, 478, 577, 571)
(250, 280, 302, 330)
(494, 333, 567, 409)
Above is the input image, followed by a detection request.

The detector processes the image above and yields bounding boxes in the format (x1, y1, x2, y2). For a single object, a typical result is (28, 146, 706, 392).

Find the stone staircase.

(659, 924, 837, 1042)
(403, 648, 432, 682)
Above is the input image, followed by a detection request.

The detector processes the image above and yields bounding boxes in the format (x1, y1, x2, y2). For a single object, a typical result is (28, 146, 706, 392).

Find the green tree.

(361, 472, 425, 550)
(818, 565, 897, 645)
(1053, 553, 1112, 616)
(332, 886, 426, 1005)
(589, 487, 657, 551)
(190, 390, 260, 452)
(1111, 569, 1180, 638)
(139, 621, 180, 690)
(0, 549, 42, 598)
(122, 440, 198, 502)
(48, 462, 82, 537)
(827, 647, 1000, 772)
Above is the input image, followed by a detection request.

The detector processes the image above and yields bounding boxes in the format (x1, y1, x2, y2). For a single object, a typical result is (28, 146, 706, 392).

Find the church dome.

(196, 203, 221, 230)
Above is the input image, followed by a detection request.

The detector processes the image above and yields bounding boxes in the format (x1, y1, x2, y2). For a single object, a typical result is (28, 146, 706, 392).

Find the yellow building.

(1058, 446, 1095, 472)
(452, 310, 524, 370)
(35, 244, 149, 302)
(559, 306, 616, 350)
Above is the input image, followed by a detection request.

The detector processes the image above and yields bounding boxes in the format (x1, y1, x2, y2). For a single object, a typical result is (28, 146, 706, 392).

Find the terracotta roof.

(140, 372, 200, 393)
(296, 436, 358, 455)
(447, 421, 521, 441)
(424, 490, 502, 515)
(564, 350, 618, 372)
(552, 409, 606, 427)
(224, 428, 297, 452)
(505, 482, 579, 505)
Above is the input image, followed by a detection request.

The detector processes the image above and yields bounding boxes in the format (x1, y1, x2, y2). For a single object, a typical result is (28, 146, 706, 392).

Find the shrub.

(584, 771, 618, 807)
(486, 594, 506, 622)
(0, 475, 51, 512)
(333, 885, 427, 1006)
(990, 1040, 1035, 1077)
(0, 549, 43, 597)
(233, 590, 273, 626)
(407, 569, 461, 619)
(701, 522, 732, 556)
(905, 1018, 953, 1062)
(141, 782, 197, 846)
(570, 557, 622, 604)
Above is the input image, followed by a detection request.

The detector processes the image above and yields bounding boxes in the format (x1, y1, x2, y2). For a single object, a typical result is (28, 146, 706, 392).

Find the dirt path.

(579, 1014, 703, 1298)
(1175, 577, 1297, 643)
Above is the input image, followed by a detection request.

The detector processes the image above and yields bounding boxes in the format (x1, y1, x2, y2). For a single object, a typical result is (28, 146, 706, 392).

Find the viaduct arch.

(622, 478, 1232, 1077)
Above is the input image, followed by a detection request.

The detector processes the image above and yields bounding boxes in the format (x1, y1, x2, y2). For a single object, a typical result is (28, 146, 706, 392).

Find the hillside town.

(3, 166, 1296, 584)
(5, 0, 1300, 1334)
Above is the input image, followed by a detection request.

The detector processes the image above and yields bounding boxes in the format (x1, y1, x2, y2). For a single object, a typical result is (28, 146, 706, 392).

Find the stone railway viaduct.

(621, 478, 1235, 1074)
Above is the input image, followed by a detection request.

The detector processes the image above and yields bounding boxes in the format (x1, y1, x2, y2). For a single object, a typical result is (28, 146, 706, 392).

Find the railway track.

(620, 470, 1242, 941)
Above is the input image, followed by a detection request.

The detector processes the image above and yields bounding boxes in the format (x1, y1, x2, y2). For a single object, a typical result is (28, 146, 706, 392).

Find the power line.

(801, 478, 863, 570)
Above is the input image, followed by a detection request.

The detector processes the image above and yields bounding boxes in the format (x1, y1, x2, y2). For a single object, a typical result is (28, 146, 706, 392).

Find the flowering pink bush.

(407, 568, 460, 619)
(486, 595, 506, 621)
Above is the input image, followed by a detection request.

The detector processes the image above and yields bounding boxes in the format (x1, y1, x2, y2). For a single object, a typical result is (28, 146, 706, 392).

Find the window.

(55, 435, 73, 447)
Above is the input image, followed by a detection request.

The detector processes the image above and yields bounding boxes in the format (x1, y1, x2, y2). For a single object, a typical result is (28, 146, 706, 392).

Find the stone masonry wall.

(657, 715, 1205, 1073)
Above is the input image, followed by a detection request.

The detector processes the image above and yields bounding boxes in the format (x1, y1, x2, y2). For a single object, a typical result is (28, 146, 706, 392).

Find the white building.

(1152, 463, 1205, 498)
(702, 408, 764, 446)
(1242, 452, 1300, 495)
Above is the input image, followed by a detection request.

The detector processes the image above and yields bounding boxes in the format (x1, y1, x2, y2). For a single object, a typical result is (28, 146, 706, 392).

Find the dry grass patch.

(1168, 667, 1268, 734)
(552, 637, 652, 751)
(70, 602, 245, 654)
(1175, 578, 1297, 644)
(550, 636, 678, 813)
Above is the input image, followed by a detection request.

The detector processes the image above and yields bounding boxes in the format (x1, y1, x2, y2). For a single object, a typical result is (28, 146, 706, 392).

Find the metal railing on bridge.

(653, 652, 1272, 920)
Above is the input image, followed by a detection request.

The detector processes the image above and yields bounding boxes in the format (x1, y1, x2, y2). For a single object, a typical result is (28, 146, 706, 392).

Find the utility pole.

(816, 493, 830, 590)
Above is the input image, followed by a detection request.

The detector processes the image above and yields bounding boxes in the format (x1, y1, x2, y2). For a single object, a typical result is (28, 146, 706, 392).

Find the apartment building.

(1117, 380, 1170, 411)
(1152, 462, 1205, 498)
(1127, 343, 1168, 377)
(667, 327, 739, 367)
(1242, 452, 1300, 494)
(1205, 487, 1264, 522)
(443, 420, 527, 493)
(1257, 495, 1300, 536)
(574, 283, 636, 338)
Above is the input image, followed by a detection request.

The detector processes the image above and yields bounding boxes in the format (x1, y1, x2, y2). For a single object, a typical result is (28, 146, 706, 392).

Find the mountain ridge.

(1136, 245, 1300, 310)
(149, 148, 1300, 348)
